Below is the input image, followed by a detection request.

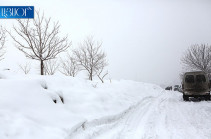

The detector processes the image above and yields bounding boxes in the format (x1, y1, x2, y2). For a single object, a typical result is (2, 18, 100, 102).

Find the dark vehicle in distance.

(174, 85, 180, 91)
(165, 86, 172, 90)
(182, 71, 210, 101)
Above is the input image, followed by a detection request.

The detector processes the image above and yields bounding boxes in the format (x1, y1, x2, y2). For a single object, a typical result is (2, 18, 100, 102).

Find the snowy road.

(68, 91, 211, 139)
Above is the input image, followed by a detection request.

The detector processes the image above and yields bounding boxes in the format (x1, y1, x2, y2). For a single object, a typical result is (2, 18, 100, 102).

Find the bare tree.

(8, 11, 71, 75)
(44, 59, 59, 75)
(181, 44, 211, 78)
(97, 66, 108, 83)
(73, 36, 108, 81)
(60, 53, 79, 77)
(0, 26, 6, 61)
(19, 62, 31, 74)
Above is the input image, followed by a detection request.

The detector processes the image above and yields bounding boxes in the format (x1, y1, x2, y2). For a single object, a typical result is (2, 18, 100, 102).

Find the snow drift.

(0, 70, 163, 139)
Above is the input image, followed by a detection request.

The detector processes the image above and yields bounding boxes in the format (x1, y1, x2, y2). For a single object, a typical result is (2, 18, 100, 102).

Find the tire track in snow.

(116, 97, 155, 139)
(66, 96, 154, 139)
(67, 91, 211, 139)
(116, 93, 169, 139)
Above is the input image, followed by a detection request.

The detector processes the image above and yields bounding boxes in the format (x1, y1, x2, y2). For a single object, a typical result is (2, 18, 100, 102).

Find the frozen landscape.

(1, 70, 211, 139)
(0, 0, 211, 139)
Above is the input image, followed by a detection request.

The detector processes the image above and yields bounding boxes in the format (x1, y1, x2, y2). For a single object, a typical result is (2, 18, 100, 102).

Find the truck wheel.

(205, 95, 210, 101)
(183, 95, 189, 101)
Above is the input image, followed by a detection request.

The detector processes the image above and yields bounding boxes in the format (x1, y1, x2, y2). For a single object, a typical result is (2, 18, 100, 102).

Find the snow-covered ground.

(72, 92, 211, 139)
(1, 70, 211, 139)
(0, 70, 161, 139)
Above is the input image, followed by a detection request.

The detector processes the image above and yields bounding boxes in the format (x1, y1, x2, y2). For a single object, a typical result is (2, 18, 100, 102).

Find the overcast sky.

(1, 0, 211, 86)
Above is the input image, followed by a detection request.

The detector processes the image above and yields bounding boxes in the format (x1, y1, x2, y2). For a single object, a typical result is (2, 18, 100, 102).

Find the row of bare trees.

(44, 36, 108, 82)
(17, 37, 108, 82)
(1, 11, 108, 82)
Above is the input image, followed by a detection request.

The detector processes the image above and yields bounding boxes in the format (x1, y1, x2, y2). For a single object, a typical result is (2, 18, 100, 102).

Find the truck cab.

(182, 71, 210, 101)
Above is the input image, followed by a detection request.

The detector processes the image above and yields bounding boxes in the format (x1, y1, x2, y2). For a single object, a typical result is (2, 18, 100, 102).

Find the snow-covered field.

(1, 70, 211, 139)
(0, 70, 161, 139)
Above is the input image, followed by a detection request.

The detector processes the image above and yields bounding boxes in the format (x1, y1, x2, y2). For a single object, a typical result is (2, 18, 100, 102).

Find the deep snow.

(0, 70, 162, 139)
(72, 92, 211, 139)
(1, 70, 211, 139)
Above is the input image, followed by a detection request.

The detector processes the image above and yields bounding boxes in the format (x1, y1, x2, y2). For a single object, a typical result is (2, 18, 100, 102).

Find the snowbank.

(0, 70, 163, 139)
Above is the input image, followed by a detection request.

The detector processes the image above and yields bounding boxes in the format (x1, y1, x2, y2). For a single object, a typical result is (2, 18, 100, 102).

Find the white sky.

(0, 0, 211, 86)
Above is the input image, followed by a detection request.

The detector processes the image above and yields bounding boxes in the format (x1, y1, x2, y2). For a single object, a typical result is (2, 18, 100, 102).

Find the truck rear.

(182, 71, 210, 101)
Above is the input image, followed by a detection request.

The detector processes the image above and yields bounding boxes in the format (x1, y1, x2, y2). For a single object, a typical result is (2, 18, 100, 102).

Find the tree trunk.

(41, 60, 44, 75)
(90, 71, 93, 81)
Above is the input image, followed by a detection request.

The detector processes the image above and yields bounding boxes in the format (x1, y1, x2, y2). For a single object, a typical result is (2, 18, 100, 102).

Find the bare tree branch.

(97, 66, 108, 83)
(7, 11, 71, 75)
(73, 36, 108, 81)
(44, 59, 59, 75)
(60, 53, 80, 77)
(0, 26, 6, 61)
(19, 62, 31, 74)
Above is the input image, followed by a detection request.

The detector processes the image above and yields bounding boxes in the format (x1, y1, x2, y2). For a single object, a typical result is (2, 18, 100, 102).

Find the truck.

(182, 71, 210, 101)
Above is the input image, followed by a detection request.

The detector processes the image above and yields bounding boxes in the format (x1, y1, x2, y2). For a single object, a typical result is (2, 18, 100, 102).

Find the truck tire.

(205, 95, 210, 101)
(183, 95, 189, 101)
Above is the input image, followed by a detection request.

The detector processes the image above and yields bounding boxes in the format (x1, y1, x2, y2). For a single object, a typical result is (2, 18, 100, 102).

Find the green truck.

(182, 71, 210, 101)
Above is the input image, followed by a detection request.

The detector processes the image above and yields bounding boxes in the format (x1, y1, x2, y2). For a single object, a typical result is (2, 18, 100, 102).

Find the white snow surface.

(1, 71, 211, 139)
